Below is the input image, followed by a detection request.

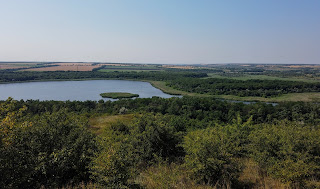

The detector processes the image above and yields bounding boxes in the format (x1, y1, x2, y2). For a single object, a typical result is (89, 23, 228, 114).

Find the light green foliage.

(249, 121, 320, 185)
(227, 114, 253, 157)
(90, 122, 136, 188)
(183, 127, 242, 187)
(0, 97, 30, 146)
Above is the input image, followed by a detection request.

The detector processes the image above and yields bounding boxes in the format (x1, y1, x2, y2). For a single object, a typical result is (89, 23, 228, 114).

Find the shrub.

(249, 122, 320, 186)
(0, 110, 98, 188)
(183, 127, 242, 187)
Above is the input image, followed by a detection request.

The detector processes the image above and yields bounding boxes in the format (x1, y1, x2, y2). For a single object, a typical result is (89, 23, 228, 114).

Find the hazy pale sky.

(0, 0, 319, 64)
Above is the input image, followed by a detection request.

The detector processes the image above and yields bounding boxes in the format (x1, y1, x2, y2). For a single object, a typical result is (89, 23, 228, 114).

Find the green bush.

(90, 114, 185, 187)
(0, 110, 98, 188)
(249, 122, 320, 186)
(183, 127, 242, 187)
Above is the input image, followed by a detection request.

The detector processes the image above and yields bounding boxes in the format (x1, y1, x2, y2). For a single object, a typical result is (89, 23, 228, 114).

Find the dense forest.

(1, 97, 320, 188)
(167, 78, 320, 97)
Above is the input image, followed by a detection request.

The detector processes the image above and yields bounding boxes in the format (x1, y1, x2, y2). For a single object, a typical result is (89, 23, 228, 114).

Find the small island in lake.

(100, 92, 139, 99)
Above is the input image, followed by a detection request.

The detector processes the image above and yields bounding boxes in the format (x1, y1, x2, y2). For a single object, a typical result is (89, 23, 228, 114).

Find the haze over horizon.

(0, 0, 319, 64)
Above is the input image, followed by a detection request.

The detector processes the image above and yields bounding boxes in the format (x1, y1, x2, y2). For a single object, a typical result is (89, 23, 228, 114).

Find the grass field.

(102, 65, 160, 69)
(99, 69, 161, 72)
(0, 63, 39, 70)
(24, 63, 102, 71)
(205, 73, 320, 83)
(89, 114, 136, 135)
(98, 64, 162, 72)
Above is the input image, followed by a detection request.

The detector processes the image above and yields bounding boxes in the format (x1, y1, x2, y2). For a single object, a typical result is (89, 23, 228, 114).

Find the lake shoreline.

(0, 80, 175, 101)
(1, 78, 320, 103)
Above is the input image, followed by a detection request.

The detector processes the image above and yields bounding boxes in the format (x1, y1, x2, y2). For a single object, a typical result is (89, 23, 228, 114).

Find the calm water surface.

(0, 80, 177, 101)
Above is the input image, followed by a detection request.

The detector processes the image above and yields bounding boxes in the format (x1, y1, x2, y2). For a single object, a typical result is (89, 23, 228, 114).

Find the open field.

(102, 65, 160, 69)
(24, 63, 102, 71)
(99, 69, 161, 72)
(0, 63, 39, 70)
(98, 64, 162, 72)
(22, 63, 163, 72)
(211, 93, 320, 103)
(206, 73, 320, 83)
(162, 65, 196, 69)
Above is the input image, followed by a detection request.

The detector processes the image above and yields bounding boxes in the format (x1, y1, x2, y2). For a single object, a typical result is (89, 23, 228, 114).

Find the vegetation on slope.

(1, 97, 320, 188)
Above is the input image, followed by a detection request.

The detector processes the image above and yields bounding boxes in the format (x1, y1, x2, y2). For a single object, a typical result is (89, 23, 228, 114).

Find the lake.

(0, 80, 177, 101)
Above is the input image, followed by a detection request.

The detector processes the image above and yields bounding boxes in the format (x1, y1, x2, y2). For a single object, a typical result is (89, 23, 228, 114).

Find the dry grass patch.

(136, 163, 213, 189)
(25, 63, 102, 71)
(89, 114, 135, 135)
(238, 159, 289, 189)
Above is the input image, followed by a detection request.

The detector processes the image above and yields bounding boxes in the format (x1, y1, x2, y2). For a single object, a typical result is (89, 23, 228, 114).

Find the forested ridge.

(1, 97, 320, 188)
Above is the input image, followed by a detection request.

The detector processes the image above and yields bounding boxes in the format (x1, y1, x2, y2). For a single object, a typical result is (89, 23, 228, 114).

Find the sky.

(0, 0, 319, 64)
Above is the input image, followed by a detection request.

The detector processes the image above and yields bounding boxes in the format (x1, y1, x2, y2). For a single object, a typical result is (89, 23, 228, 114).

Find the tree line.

(167, 77, 320, 97)
(0, 70, 207, 83)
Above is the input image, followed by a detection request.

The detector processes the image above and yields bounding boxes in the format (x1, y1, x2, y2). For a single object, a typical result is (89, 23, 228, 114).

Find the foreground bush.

(250, 122, 320, 186)
(0, 109, 98, 188)
(183, 127, 242, 187)
(90, 114, 184, 187)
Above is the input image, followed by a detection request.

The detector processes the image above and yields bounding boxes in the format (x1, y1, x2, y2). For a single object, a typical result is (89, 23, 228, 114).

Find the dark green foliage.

(167, 77, 320, 97)
(249, 122, 320, 186)
(0, 70, 207, 83)
(183, 127, 242, 187)
(12, 97, 320, 127)
(129, 114, 185, 162)
(0, 110, 98, 188)
(100, 92, 139, 99)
